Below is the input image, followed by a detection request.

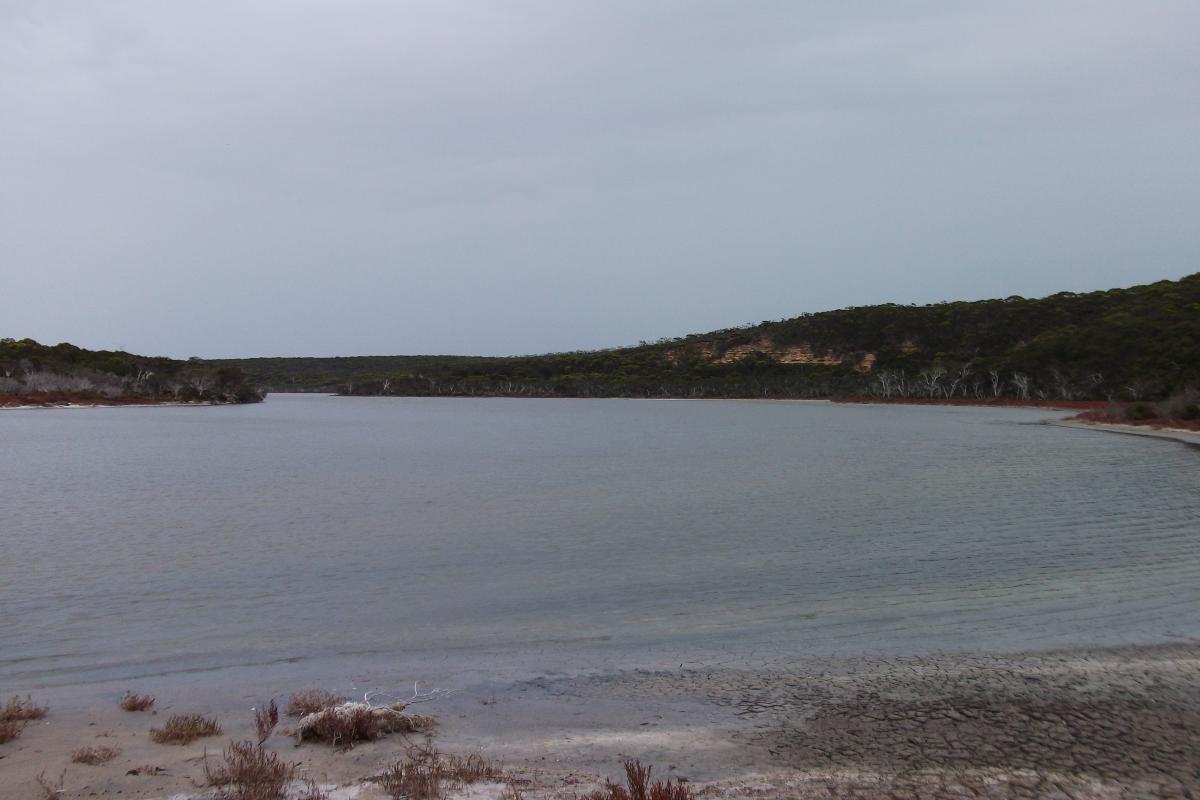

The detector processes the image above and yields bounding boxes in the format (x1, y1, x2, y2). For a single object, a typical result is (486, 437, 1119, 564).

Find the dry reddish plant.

(205, 740, 294, 800)
(71, 745, 122, 765)
(377, 748, 501, 800)
(0, 719, 24, 744)
(0, 696, 47, 744)
(585, 761, 693, 800)
(254, 700, 279, 744)
(149, 713, 222, 745)
(1, 695, 48, 722)
(379, 758, 442, 800)
(440, 752, 501, 783)
(285, 689, 343, 717)
(120, 692, 156, 711)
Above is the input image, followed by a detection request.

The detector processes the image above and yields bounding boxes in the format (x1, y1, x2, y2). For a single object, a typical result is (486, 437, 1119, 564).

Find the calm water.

(2, 395, 1198, 696)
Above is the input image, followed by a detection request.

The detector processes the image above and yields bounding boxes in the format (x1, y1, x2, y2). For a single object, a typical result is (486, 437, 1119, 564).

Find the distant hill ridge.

(207, 273, 1200, 402)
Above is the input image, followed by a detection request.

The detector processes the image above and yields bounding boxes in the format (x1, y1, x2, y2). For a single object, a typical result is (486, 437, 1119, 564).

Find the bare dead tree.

(190, 374, 213, 394)
(872, 369, 903, 398)
(918, 366, 946, 398)
(1125, 377, 1151, 400)
(22, 371, 95, 394)
(1011, 372, 1031, 400)
(1050, 367, 1076, 400)
(947, 362, 973, 397)
(989, 369, 1003, 398)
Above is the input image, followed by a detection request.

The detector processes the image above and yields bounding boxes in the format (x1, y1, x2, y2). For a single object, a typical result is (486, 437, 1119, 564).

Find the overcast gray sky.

(2, 2, 1198, 358)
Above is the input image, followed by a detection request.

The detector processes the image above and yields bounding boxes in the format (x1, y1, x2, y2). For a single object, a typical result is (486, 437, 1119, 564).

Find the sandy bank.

(1050, 418, 1200, 447)
(831, 396, 1103, 412)
(3, 644, 1197, 799)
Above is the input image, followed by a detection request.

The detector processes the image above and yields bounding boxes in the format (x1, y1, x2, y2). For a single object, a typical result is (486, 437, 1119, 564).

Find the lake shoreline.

(1050, 417, 1200, 447)
(0, 398, 251, 410)
(6, 390, 1192, 431)
(3, 641, 1196, 799)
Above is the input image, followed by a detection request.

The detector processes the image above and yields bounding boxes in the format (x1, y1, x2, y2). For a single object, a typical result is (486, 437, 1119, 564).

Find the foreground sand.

(3, 644, 1198, 799)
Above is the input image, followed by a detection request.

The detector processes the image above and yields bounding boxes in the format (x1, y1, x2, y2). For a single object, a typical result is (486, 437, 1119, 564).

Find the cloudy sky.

(2, 2, 1198, 358)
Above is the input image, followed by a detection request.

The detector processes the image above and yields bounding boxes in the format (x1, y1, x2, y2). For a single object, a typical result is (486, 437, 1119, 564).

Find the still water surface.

(2, 395, 1198, 694)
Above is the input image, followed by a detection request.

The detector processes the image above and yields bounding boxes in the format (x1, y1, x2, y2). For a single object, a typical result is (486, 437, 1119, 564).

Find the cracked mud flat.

(3, 644, 1198, 799)
(529, 643, 1200, 798)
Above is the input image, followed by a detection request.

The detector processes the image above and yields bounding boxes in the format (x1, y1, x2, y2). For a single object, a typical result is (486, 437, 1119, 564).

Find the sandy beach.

(3, 643, 1198, 799)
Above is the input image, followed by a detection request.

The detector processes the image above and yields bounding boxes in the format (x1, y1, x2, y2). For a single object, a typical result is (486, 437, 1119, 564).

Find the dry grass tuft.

(285, 689, 344, 717)
(1, 695, 48, 722)
(440, 751, 501, 783)
(120, 692, 156, 712)
(149, 713, 222, 745)
(1, 696, 47, 746)
(585, 760, 693, 800)
(205, 740, 294, 800)
(255, 700, 279, 744)
(71, 745, 122, 765)
(377, 748, 501, 800)
(0, 719, 24, 744)
(378, 758, 442, 800)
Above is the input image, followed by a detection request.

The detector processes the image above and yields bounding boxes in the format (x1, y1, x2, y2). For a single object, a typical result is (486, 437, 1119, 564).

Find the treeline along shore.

(0, 338, 263, 407)
(9, 274, 1197, 422)
(203, 274, 1199, 423)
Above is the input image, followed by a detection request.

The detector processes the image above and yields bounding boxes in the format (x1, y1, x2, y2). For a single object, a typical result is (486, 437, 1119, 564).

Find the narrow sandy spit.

(1049, 418, 1200, 447)
(3, 644, 1198, 799)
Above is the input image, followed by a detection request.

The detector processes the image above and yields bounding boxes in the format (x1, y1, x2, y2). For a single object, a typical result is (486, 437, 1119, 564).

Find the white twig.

(363, 681, 454, 709)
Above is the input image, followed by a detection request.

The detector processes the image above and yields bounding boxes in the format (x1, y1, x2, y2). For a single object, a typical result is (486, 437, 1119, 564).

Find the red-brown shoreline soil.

(2, 392, 188, 408)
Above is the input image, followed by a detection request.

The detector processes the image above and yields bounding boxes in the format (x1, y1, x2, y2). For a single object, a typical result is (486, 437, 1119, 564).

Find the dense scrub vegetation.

(207, 274, 1200, 405)
(0, 338, 263, 406)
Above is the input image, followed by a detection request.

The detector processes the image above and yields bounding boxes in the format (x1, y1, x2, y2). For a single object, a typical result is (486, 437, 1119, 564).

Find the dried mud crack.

(549, 644, 1200, 799)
